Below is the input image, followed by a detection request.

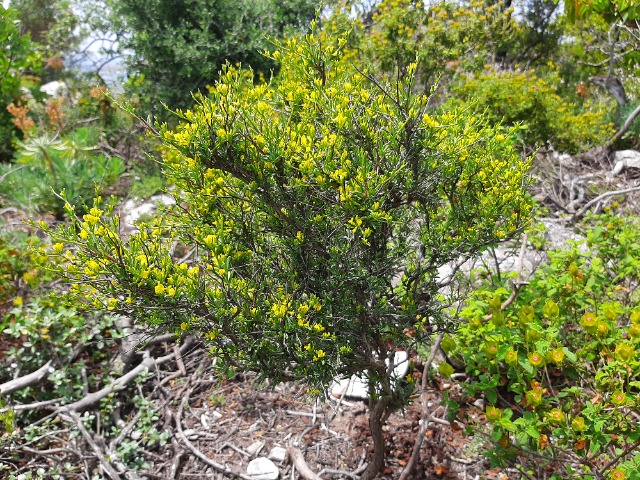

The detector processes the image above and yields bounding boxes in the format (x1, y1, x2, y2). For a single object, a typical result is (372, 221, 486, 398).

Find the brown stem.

(360, 395, 392, 480)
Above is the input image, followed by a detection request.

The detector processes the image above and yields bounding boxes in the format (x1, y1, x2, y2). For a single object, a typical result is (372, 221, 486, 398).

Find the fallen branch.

(398, 332, 444, 480)
(61, 336, 197, 412)
(64, 410, 122, 480)
(287, 446, 323, 480)
(0, 398, 61, 414)
(571, 185, 640, 222)
(0, 361, 53, 395)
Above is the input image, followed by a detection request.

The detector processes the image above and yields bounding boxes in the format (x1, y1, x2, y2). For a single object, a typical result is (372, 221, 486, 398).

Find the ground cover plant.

(452, 212, 640, 478)
(42, 29, 531, 479)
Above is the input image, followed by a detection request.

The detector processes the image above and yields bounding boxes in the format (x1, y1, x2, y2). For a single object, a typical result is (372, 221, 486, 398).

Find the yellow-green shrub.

(42, 29, 532, 479)
(452, 70, 614, 153)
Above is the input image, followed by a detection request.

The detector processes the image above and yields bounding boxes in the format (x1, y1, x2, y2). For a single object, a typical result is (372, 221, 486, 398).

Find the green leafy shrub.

(1, 296, 120, 404)
(0, 231, 53, 304)
(453, 212, 640, 478)
(452, 70, 614, 153)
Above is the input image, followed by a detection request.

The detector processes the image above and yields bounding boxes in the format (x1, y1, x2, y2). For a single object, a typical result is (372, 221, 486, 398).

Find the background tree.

(109, 0, 319, 116)
(0, 6, 40, 161)
(47, 30, 532, 478)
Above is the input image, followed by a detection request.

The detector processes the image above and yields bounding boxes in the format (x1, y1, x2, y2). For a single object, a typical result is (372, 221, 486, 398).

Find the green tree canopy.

(110, 0, 319, 115)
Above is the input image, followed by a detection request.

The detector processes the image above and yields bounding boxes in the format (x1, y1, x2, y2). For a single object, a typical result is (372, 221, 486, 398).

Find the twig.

(64, 411, 121, 480)
(318, 469, 360, 479)
(571, 185, 640, 222)
(287, 447, 323, 480)
(218, 442, 251, 458)
(286, 410, 316, 418)
(482, 234, 529, 323)
(174, 388, 252, 479)
(398, 332, 444, 480)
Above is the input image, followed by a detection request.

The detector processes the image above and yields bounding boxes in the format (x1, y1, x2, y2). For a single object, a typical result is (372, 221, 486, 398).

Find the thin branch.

(482, 234, 529, 323)
(0, 361, 53, 395)
(398, 332, 444, 480)
(571, 185, 640, 222)
(611, 103, 640, 144)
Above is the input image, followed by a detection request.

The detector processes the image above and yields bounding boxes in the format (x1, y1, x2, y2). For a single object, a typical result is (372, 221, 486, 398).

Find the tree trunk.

(360, 395, 392, 480)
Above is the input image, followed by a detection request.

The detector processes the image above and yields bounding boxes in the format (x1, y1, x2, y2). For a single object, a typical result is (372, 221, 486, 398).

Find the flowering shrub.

(452, 70, 614, 153)
(42, 30, 531, 478)
(453, 212, 640, 478)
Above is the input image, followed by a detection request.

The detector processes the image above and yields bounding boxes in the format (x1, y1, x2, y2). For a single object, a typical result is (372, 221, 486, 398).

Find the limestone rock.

(247, 457, 279, 479)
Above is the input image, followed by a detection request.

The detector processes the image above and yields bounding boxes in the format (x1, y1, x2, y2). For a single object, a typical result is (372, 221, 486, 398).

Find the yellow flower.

(504, 348, 518, 365)
(610, 390, 627, 406)
(12, 296, 23, 307)
(52, 243, 64, 254)
(155, 283, 165, 295)
(571, 416, 586, 432)
(549, 348, 565, 365)
(313, 349, 325, 361)
(610, 468, 626, 480)
(615, 342, 635, 362)
(580, 311, 597, 330)
(547, 408, 564, 424)
(528, 351, 544, 367)
(485, 406, 501, 423)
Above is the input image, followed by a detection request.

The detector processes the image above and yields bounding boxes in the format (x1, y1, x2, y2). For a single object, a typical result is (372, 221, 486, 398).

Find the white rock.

(120, 194, 176, 232)
(330, 351, 409, 400)
(612, 150, 640, 176)
(40, 81, 67, 96)
(200, 413, 210, 429)
(247, 457, 279, 479)
(267, 446, 287, 463)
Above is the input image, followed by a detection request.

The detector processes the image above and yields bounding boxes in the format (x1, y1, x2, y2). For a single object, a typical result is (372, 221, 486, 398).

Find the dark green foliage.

(111, 0, 318, 115)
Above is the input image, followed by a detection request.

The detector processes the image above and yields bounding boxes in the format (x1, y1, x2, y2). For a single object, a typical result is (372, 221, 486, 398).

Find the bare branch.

(398, 332, 443, 480)
(611, 103, 640, 144)
(571, 184, 640, 222)
(287, 447, 323, 480)
(61, 336, 197, 412)
(0, 361, 53, 396)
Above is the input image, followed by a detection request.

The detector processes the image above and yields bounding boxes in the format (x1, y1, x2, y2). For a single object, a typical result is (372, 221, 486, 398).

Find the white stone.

(120, 194, 176, 233)
(267, 446, 287, 463)
(330, 351, 409, 400)
(200, 413, 210, 429)
(247, 457, 279, 479)
(40, 81, 67, 96)
(612, 150, 640, 176)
